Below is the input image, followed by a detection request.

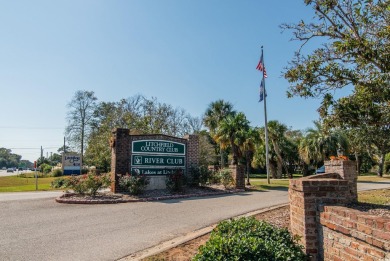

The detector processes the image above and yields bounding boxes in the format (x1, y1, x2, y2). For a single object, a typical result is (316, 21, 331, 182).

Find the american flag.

(256, 52, 268, 78)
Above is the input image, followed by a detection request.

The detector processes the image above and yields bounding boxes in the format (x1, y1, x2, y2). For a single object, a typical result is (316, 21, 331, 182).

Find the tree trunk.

(377, 150, 385, 177)
(269, 161, 277, 179)
(355, 152, 361, 176)
(272, 140, 288, 179)
(220, 148, 225, 168)
(302, 163, 310, 177)
(245, 151, 252, 185)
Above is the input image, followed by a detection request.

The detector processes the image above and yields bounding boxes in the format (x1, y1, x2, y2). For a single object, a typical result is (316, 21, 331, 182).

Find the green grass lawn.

(0, 174, 59, 192)
(248, 173, 390, 191)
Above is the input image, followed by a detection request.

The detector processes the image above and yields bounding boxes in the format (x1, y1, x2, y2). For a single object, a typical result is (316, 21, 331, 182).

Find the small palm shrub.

(193, 217, 308, 261)
(119, 172, 150, 195)
(217, 168, 234, 188)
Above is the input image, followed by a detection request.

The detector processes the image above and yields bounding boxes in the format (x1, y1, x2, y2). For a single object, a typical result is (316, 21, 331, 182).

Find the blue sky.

(0, 1, 347, 162)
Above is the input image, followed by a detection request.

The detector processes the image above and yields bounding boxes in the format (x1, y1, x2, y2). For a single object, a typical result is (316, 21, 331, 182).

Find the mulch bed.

(55, 185, 244, 204)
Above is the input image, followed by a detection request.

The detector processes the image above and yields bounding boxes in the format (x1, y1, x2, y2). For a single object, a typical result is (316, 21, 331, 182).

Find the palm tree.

(203, 100, 235, 167)
(214, 112, 250, 165)
(299, 121, 348, 170)
(267, 121, 291, 179)
(241, 127, 259, 184)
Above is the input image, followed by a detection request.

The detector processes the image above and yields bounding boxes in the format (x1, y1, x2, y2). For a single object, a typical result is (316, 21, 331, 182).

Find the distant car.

(6, 168, 14, 173)
(1, 167, 6, 170)
(316, 165, 325, 174)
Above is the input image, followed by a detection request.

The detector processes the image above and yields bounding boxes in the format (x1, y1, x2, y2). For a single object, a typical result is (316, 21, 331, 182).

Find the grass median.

(0, 173, 58, 192)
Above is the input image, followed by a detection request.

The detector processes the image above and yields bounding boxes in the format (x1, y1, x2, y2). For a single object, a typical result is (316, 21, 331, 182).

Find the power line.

(0, 126, 63, 130)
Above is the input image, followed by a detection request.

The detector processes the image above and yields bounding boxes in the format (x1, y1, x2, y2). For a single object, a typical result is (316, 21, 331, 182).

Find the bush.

(193, 217, 308, 261)
(119, 172, 150, 195)
(188, 166, 212, 187)
(65, 173, 111, 196)
(51, 177, 70, 189)
(166, 169, 185, 193)
(51, 169, 63, 177)
(40, 163, 52, 174)
(208, 171, 221, 184)
(217, 168, 234, 188)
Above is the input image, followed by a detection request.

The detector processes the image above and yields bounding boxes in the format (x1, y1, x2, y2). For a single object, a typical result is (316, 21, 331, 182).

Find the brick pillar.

(289, 160, 358, 260)
(110, 128, 130, 193)
(185, 134, 199, 174)
(289, 175, 351, 260)
(324, 160, 357, 202)
(229, 165, 245, 189)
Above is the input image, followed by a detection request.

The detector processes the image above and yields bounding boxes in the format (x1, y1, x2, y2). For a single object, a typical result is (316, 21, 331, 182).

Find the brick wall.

(289, 160, 389, 260)
(184, 134, 199, 171)
(321, 206, 390, 261)
(289, 174, 351, 259)
(110, 128, 130, 192)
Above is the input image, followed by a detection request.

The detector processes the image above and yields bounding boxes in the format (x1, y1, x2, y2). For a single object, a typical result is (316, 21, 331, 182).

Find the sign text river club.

(131, 140, 185, 175)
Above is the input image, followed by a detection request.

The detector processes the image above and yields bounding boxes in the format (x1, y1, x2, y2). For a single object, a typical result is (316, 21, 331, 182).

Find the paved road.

(0, 180, 389, 261)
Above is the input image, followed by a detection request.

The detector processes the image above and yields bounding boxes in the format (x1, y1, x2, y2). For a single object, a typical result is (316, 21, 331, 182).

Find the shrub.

(65, 173, 111, 196)
(193, 217, 308, 261)
(51, 177, 70, 189)
(52, 169, 63, 177)
(217, 168, 234, 188)
(188, 166, 212, 187)
(208, 171, 221, 184)
(166, 169, 184, 193)
(119, 172, 150, 195)
(40, 163, 52, 174)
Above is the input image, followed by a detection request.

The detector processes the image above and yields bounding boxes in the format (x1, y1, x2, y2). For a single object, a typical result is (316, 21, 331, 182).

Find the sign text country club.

(132, 155, 185, 167)
(132, 140, 185, 155)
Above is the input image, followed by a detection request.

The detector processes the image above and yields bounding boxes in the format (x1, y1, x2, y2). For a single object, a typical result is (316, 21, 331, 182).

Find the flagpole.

(260, 46, 270, 184)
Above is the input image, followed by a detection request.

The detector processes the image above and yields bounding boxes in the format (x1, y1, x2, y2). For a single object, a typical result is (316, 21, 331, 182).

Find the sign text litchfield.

(132, 140, 185, 155)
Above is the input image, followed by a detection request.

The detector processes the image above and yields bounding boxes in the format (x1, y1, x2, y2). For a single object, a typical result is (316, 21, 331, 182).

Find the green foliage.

(40, 163, 52, 174)
(165, 169, 185, 193)
(188, 166, 212, 187)
(119, 172, 150, 195)
(214, 112, 250, 165)
(85, 95, 200, 171)
(65, 173, 111, 196)
(193, 217, 308, 261)
(217, 169, 234, 188)
(208, 171, 221, 184)
(51, 177, 70, 189)
(51, 169, 63, 177)
(0, 147, 23, 168)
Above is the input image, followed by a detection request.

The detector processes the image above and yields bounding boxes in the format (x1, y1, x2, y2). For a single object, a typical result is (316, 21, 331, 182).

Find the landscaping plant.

(166, 169, 185, 192)
(52, 173, 111, 196)
(119, 172, 150, 195)
(193, 217, 308, 261)
(188, 166, 211, 187)
(217, 168, 234, 188)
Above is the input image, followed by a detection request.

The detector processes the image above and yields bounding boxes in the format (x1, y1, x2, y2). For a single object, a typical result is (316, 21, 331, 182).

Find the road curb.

(118, 203, 289, 261)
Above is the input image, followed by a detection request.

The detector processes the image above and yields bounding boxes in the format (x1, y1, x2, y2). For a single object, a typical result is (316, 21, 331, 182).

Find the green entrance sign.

(131, 155, 185, 167)
(131, 167, 184, 175)
(132, 140, 185, 155)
